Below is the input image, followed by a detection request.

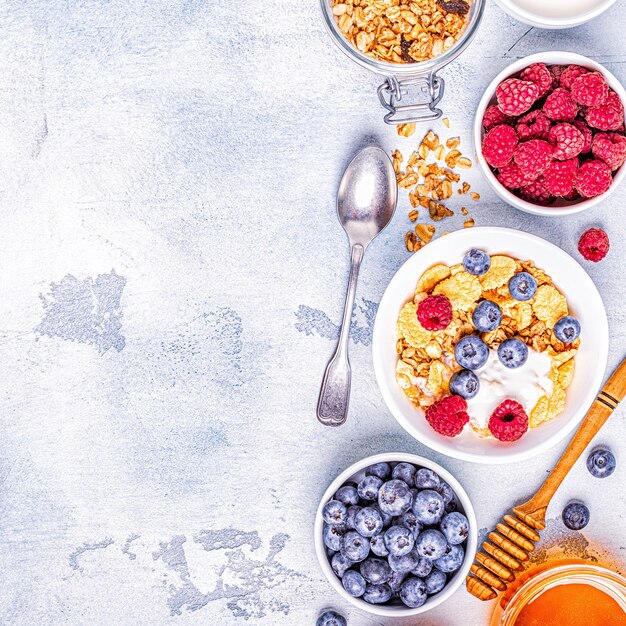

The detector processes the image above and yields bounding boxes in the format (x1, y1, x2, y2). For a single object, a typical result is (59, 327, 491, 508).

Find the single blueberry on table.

(554, 315, 581, 343)
(358, 475, 383, 501)
(365, 462, 391, 480)
(455, 335, 489, 370)
(370, 533, 389, 557)
(354, 507, 384, 538)
(387, 548, 420, 574)
(323, 500, 347, 525)
(425, 568, 447, 595)
(449, 369, 480, 400)
(508, 271, 538, 301)
(562, 502, 590, 530)
(317, 609, 347, 626)
(341, 530, 371, 562)
(323, 523, 347, 552)
(378, 479, 413, 515)
(411, 556, 433, 578)
(396, 510, 423, 538)
(440, 511, 470, 545)
(400, 576, 428, 608)
(587, 447, 616, 478)
(363, 582, 393, 604)
(414, 468, 441, 490)
(331, 552, 354, 578)
(384, 525, 416, 557)
(391, 462, 416, 486)
(360, 557, 392, 584)
(463, 248, 491, 276)
(473, 299, 502, 332)
(412, 489, 445, 525)
(497, 338, 528, 369)
(345, 505, 362, 530)
(387, 569, 407, 593)
(434, 543, 465, 573)
(334, 485, 359, 506)
(415, 529, 448, 560)
(342, 569, 366, 597)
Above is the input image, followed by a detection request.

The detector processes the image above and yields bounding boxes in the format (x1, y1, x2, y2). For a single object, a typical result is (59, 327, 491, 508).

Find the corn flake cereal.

(532, 285, 568, 328)
(479, 255, 517, 290)
(433, 271, 482, 310)
(397, 302, 433, 348)
(416, 263, 451, 293)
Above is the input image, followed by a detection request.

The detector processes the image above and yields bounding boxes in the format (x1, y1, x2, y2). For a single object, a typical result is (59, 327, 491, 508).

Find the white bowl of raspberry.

(473, 52, 626, 216)
(372, 227, 608, 464)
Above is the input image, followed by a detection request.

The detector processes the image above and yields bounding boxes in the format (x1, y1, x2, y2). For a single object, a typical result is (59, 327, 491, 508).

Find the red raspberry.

(497, 163, 538, 189)
(513, 139, 554, 176)
(548, 123, 584, 160)
(559, 65, 589, 90)
(518, 177, 553, 205)
(488, 399, 529, 442)
(417, 294, 453, 331)
(482, 124, 518, 168)
(496, 78, 539, 116)
(516, 110, 551, 141)
(572, 120, 593, 153)
(425, 395, 470, 438)
(578, 228, 610, 262)
(592, 132, 626, 170)
(586, 97, 624, 131)
(605, 91, 625, 116)
(570, 72, 609, 107)
(520, 63, 552, 98)
(574, 160, 613, 197)
(544, 88, 579, 121)
(549, 64, 564, 87)
(483, 105, 514, 130)
(543, 158, 579, 197)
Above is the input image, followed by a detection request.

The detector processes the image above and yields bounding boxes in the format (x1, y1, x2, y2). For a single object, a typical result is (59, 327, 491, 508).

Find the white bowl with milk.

(496, 0, 617, 29)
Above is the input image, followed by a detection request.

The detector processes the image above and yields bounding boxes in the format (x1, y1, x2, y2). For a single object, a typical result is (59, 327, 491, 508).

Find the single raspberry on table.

(496, 78, 539, 116)
(483, 105, 514, 130)
(592, 132, 626, 170)
(578, 228, 610, 262)
(497, 163, 538, 189)
(488, 399, 529, 442)
(586, 99, 624, 131)
(514, 139, 554, 175)
(520, 63, 552, 98)
(548, 123, 584, 160)
(559, 64, 589, 89)
(482, 124, 518, 168)
(417, 294, 453, 331)
(518, 177, 553, 205)
(570, 72, 609, 107)
(516, 110, 551, 141)
(425, 395, 470, 438)
(544, 88, 579, 121)
(543, 158, 579, 197)
(574, 160, 613, 197)
(572, 119, 593, 153)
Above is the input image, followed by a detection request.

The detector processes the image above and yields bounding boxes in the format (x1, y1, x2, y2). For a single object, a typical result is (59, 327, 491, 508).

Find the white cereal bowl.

(495, 0, 617, 29)
(372, 227, 608, 464)
(314, 452, 478, 617)
(474, 52, 626, 217)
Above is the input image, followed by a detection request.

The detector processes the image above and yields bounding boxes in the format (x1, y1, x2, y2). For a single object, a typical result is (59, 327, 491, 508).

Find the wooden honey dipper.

(466, 356, 626, 601)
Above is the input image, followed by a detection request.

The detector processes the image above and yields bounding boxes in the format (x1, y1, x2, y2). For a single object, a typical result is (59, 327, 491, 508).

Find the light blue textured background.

(0, 1, 625, 624)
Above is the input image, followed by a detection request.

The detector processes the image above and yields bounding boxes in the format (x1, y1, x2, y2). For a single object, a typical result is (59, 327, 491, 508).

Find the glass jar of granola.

(321, 0, 485, 124)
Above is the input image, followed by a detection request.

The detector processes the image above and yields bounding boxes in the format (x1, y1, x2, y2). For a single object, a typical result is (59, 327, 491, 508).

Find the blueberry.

(391, 462, 416, 486)
(384, 525, 415, 557)
(366, 462, 391, 480)
(434, 543, 465, 573)
(508, 272, 537, 301)
(562, 502, 590, 530)
(323, 500, 347, 525)
(497, 338, 528, 369)
(331, 552, 354, 577)
(463, 248, 491, 276)
(363, 582, 393, 604)
(378, 479, 413, 515)
(396, 510, 423, 538)
(412, 489, 445, 525)
(399, 577, 428, 608)
(473, 300, 502, 332)
(415, 529, 447, 560)
(373, 505, 394, 528)
(345, 505, 361, 530)
(341, 530, 371, 562)
(317, 610, 347, 626)
(425, 569, 447, 595)
(387, 569, 407, 593)
(435, 481, 456, 507)
(414, 468, 441, 490)
(587, 447, 616, 479)
(387, 548, 420, 573)
(334, 485, 359, 506)
(411, 557, 433, 578)
(323, 523, 346, 552)
(554, 316, 581, 343)
(358, 475, 383, 501)
(370, 533, 389, 557)
(342, 569, 366, 597)
(449, 369, 480, 400)
(360, 557, 392, 584)
(455, 335, 489, 370)
(355, 507, 384, 538)
(440, 512, 469, 545)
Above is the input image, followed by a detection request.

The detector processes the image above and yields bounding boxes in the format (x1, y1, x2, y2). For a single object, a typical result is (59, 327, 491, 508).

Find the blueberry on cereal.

(455, 335, 489, 370)
(449, 369, 480, 399)
(463, 248, 491, 275)
(554, 315, 581, 343)
(472, 299, 502, 332)
(498, 338, 528, 369)
(508, 271, 538, 301)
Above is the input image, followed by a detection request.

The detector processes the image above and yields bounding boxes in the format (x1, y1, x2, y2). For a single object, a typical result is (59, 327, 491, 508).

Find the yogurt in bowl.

(496, 0, 617, 28)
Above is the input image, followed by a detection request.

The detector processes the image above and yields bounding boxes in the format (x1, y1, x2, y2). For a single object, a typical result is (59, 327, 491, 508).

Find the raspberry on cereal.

(543, 158, 579, 197)
(496, 78, 539, 116)
(592, 132, 626, 170)
(570, 72, 609, 107)
(578, 228, 610, 262)
(574, 160, 613, 198)
(559, 64, 589, 90)
(516, 110, 551, 141)
(518, 177, 553, 205)
(520, 63, 552, 98)
(544, 88, 579, 121)
(514, 139, 554, 176)
(488, 399, 529, 442)
(586, 101, 624, 131)
(483, 105, 514, 130)
(417, 294, 453, 331)
(572, 119, 593, 153)
(482, 124, 518, 168)
(548, 123, 584, 160)
(424, 395, 470, 438)
(497, 163, 538, 189)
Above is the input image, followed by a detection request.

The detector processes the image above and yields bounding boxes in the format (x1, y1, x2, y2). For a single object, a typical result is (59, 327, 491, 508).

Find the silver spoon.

(317, 146, 398, 427)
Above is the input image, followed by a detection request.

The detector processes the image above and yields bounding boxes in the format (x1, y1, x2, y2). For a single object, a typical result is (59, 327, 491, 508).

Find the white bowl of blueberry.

(314, 453, 477, 616)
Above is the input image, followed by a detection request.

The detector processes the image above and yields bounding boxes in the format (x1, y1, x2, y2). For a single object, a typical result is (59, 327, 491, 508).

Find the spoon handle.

(317, 244, 364, 427)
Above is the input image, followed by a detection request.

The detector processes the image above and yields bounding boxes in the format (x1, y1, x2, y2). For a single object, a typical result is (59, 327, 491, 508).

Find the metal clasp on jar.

(377, 73, 445, 125)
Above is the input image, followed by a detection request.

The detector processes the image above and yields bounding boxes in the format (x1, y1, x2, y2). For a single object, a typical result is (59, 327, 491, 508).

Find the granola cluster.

(331, 0, 470, 64)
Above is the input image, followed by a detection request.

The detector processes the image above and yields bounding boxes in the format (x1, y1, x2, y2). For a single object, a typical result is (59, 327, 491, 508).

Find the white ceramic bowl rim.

(314, 452, 478, 617)
(496, 0, 617, 28)
(473, 51, 626, 217)
(372, 227, 609, 464)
